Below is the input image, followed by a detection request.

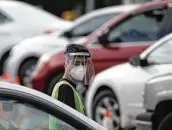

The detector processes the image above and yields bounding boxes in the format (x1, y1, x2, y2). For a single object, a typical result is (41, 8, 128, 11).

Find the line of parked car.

(4, 3, 139, 88)
(2, 0, 172, 130)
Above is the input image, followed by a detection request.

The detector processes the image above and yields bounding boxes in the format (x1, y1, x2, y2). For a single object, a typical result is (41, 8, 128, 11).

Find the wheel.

(158, 112, 172, 130)
(46, 72, 64, 96)
(0, 51, 10, 75)
(92, 90, 120, 130)
(18, 59, 38, 87)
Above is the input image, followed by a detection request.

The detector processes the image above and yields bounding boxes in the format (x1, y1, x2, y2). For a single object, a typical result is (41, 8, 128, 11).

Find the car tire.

(0, 50, 10, 75)
(158, 112, 172, 130)
(46, 72, 64, 96)
(18, 59, 38, 87)
(92, 90, 121, 129)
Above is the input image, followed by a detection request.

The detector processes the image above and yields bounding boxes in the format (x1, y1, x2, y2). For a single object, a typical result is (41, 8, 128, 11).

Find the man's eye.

(75, 63, 80, 65)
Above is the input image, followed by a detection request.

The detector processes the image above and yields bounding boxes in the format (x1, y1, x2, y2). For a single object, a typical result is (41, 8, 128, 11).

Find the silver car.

(0, 81, 106, 130)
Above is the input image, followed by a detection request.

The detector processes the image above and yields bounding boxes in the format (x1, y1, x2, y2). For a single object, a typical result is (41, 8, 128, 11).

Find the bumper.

(4, 56, 19, 82)
(31, 74, 46, 92)
(136, 112, 153, 130)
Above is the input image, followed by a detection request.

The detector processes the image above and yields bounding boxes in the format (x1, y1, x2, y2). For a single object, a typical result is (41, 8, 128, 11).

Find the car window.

(107, 7, 169, 44)
(147, 38, 172, 64)
(71, 14, 117, 37)
(0, 96, 90, 130)
(0, 11, 10, 24)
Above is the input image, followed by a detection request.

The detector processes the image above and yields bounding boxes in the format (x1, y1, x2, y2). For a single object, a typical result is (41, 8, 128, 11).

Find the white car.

(0, 0, 72, 75)
(0, 81, 106, 130)
(4, 4, 139, 86)
(85, 33, 172, 130)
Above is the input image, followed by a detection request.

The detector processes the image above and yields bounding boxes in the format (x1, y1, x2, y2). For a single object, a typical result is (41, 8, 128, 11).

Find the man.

(51, 44, 95, 112)
(49, 44, 95, 129)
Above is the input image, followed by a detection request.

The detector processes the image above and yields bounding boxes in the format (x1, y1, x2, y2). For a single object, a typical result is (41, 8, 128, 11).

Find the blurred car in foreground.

(4, 4, 139, 87)
(136, 72, 172, 130)
(0, 0, 72, 76)
(31, 0, 172, 96)
(0, 81, 106, 130)
(85, 31, 172, 130)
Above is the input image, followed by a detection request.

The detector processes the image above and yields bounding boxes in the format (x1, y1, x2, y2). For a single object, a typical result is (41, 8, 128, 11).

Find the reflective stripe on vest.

(49, 80, 84, 130)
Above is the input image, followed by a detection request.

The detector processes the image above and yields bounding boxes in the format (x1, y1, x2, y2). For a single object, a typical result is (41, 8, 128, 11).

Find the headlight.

(32, 54, 52, 78)
(35, 54, 51, 71)
(10, 46, 19, 56)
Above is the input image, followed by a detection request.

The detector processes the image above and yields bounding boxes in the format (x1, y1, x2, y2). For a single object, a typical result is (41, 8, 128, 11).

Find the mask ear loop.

(64, 55, 76, 83)
(83, 56, 87, 85)
(65, 54, 73, 70)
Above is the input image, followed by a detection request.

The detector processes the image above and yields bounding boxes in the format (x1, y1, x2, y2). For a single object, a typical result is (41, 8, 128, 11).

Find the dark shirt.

(57, 78, 76, 109)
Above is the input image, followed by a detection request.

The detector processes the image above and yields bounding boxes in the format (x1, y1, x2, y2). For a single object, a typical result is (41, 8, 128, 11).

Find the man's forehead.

(71, 56, 86, 61)
(75, 56, 86, 60)
(67, 56, 88, 64)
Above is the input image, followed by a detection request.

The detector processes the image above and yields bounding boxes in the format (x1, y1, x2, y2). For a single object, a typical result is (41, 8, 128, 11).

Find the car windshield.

(72, 12, 119, 26)
(0, 97, 76, 130)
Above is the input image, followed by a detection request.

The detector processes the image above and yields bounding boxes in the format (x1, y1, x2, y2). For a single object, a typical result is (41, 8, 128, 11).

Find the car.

(85, 31, 172, 129)
(4, 4, 139, 87)
(136, 72, 172, 130)
(31, 0, 172, 97)
(0, 0, 72, 76)
(0, 81, 107, 130)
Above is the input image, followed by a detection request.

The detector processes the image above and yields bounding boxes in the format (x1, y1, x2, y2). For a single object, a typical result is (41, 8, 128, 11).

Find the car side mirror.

(129, 56, 148, 67)
(3, 102, 13, 112)
(98, 33, 109, 46)
(63, 31, 72, 38)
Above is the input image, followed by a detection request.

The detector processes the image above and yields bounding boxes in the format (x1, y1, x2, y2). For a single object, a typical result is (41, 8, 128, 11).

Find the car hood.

(49, 20, 73, 32)
(17, 34, 70, 49)
(95, 63, 164, 84)
(70, 36, 88, 44)
(14, 34, 87, 54)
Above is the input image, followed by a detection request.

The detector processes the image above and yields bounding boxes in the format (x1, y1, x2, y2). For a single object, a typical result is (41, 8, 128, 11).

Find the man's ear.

(64, 62, 70, 69)
(64, 62, 67, 68)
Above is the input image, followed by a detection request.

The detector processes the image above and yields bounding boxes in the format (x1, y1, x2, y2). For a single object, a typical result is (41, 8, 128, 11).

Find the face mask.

(70, 65, 86, 81)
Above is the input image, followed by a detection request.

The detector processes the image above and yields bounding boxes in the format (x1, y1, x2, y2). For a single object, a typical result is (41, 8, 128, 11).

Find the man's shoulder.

(54, 79, 70, 88)
(54, 79, 75, 93)
(52, 81, 73, 98)
(59, 83, 73, 91)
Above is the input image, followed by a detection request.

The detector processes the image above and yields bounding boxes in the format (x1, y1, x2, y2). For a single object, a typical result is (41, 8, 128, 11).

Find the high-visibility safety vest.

(49, 80, 84, 130)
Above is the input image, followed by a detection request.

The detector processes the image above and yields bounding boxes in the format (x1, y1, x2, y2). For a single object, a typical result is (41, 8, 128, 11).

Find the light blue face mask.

(70, 65, 86, 81)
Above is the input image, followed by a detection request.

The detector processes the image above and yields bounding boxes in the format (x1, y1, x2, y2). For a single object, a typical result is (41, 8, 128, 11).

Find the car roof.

(0, 0, 23, 7)
(86, 0, 172, 41)
(0, 81, 107, 130)
(81, 4, 140, 17)
(0, 0, 64, 24)
(70, 4, 140, 29)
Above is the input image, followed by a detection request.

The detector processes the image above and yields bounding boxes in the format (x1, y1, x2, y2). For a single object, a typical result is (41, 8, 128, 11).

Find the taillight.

(44, 30, 54, 34)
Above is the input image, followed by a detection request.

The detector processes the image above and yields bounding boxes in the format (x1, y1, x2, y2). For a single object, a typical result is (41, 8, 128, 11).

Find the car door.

(89, 6, 172, 73)
(0, 87, 97, 130)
